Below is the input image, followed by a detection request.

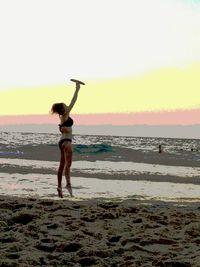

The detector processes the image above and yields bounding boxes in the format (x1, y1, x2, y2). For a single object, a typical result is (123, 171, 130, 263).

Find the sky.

(0, 0, 200, 127)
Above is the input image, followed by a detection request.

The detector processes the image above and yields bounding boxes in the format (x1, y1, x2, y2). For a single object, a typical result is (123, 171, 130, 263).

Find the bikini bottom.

(58, 138, 72, 150)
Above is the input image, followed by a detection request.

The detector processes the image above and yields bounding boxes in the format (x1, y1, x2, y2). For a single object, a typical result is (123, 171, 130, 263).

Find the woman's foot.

(66, 183, 73, 197)
(57, 187, 63, 198)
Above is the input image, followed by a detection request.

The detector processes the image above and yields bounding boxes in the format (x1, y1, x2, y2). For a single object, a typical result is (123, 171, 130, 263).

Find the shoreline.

(1, 195, 200, 266)
(0, 167, 200, 185)
(1, 172, 200, 203)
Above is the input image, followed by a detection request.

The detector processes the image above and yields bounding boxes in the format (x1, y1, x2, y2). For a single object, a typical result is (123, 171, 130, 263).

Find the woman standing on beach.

(51, 79, 84, 198)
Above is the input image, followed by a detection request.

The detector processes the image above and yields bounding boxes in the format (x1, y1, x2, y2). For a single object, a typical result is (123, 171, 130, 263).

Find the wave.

(0, 150, 24, 155)
(73, 144, 113, 154)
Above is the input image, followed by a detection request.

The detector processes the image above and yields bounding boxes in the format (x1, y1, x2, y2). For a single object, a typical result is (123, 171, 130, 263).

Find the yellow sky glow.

(1, 63, 200, 116)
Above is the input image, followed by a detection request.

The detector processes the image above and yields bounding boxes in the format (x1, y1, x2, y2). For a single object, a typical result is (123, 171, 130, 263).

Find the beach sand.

(1, 136, 200, 266)
(1, 195, 200, 267)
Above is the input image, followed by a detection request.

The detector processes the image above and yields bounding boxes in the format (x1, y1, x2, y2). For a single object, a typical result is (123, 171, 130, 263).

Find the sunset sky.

(0, 0, 200, 126)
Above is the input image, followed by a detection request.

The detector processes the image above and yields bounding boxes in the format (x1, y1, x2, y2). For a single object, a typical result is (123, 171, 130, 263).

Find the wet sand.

(0, 144, 200, 167)
(1, 196, 200, 266)
(1, 172, 200, 202)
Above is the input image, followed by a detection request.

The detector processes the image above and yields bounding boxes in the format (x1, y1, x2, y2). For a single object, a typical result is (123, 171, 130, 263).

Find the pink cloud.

(0, 115, 57, 125)
(1, 109, 200, 126)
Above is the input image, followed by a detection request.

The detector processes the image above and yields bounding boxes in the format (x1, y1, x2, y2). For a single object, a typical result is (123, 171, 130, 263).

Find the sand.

(1, 195, 200, 267)
(1, 139, 200, 266)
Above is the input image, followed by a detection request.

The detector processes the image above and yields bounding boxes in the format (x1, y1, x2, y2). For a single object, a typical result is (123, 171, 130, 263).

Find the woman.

(51, 80, 83, 198)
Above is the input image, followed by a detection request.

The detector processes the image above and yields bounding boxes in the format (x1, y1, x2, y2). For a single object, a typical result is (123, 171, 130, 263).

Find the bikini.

(58, 116, 73, 149)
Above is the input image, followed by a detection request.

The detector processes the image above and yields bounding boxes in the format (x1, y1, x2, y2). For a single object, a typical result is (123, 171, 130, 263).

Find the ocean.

(0, 131, 200, 202)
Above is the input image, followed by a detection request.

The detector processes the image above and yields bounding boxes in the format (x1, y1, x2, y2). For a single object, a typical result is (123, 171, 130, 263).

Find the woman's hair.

(51, 103, 65, 115)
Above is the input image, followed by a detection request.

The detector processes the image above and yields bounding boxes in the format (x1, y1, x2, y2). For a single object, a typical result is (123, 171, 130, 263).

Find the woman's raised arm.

(67, 83, 81, 112)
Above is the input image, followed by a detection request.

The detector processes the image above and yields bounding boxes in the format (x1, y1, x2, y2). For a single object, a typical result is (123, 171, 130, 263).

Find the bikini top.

(59, 116, 74, 132)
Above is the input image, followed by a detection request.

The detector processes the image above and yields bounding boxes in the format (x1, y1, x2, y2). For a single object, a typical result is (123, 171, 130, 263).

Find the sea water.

(0, 131, 200, 201)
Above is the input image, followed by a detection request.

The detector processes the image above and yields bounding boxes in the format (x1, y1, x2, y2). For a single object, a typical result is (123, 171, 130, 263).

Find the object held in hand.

(70, 79, 85, 85)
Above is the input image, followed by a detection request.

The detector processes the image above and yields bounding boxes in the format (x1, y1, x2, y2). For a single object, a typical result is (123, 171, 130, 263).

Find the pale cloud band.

(0, 0, 200, 88)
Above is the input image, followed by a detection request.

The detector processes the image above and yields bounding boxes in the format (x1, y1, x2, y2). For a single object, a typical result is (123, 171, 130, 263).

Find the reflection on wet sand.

(0, 172, 200, 202)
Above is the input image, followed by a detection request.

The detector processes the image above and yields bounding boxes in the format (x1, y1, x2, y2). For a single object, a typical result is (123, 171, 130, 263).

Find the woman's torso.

(59, 114, 73, 140)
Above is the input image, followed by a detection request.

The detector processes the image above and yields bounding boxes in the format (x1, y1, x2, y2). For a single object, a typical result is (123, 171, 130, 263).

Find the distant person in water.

(51, 80, 84, 198)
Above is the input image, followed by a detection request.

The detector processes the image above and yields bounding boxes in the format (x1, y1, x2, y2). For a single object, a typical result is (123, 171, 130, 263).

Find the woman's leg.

(57, 149, 65, 197)
(63, 142, 73, 195)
